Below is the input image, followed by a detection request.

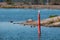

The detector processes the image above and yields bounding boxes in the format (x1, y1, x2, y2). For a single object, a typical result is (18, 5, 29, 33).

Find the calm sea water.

(0, 9, 60, 40)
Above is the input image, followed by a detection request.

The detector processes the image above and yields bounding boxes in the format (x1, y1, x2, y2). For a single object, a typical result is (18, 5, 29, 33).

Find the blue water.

(0, 9, 60, 40)
(0, 9, 60, 22)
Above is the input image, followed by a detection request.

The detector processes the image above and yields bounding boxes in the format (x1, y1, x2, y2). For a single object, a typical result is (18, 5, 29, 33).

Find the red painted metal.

(38, 10, 41, 34)
(38, 10, 41, 40)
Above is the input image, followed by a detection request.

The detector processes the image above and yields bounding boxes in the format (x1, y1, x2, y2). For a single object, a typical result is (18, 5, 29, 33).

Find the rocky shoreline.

(41, 16, 60, 27)
(0, 5, 60, 9)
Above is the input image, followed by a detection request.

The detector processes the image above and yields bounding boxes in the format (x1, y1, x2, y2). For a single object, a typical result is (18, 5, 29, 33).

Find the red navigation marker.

(38, 10, 41, 34)
(38, 10, 41, 40)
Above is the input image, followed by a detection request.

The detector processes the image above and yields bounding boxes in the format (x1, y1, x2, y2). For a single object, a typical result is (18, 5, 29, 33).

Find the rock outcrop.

(41, 16, 60, 27)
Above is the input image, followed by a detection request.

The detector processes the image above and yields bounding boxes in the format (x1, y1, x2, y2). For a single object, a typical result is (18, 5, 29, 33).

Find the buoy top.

(38, 10, 40, 17)
(38, 10, 40, 13)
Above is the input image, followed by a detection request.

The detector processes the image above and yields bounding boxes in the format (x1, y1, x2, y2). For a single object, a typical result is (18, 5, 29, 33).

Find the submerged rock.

(10, 21, 13, 23)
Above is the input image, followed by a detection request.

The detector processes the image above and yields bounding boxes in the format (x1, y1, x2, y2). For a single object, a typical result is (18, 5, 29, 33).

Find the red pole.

(38, 10, 41, 34)
(38, 10, 41, 40)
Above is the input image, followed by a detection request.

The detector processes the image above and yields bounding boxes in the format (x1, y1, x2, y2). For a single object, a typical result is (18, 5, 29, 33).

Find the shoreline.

(0, 5, 60, 9)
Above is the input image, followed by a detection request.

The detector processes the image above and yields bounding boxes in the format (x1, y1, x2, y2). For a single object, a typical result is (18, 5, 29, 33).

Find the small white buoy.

(27, 19, 33, 21)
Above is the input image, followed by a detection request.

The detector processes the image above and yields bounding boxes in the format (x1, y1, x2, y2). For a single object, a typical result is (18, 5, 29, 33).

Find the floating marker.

(38, 10, 41, 40)
(38, 10, 41, 34)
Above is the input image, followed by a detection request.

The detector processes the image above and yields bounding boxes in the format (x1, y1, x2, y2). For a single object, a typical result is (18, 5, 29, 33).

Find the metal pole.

(38, 10, 41, 40)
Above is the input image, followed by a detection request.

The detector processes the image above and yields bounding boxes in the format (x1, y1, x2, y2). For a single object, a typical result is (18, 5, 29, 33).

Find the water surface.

(0, 9, 60, 40)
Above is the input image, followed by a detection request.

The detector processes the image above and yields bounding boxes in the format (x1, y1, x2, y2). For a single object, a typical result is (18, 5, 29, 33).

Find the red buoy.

(38, 10, 41, 40)
(38, 10, 41, 34)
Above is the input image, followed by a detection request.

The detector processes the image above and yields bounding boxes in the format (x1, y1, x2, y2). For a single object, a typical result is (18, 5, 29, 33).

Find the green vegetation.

(49, 15, 58, 18)
(5, 0, 13, 5)
(40, 0, 44, 4)
(34, 0, 38, 4)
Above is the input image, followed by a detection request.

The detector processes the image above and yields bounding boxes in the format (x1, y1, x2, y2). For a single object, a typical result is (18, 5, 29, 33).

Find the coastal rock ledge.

(41, 16, 60, 27)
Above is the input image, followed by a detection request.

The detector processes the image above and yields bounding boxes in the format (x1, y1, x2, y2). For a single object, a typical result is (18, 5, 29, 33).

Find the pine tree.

(5, 0, 12, 5)
(40, 0, 44, 4)
(34, 0, 39, 4)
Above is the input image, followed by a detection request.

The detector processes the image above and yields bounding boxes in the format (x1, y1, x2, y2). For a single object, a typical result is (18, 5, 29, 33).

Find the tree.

(53, 0, 60, 5)
(5, 0, 12, 5)
(34, 0, 39, 4)
(40, 0, 44, 4)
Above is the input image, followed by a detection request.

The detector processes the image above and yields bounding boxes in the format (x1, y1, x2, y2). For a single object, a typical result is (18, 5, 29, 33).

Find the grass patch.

(49, 15, 58, 18)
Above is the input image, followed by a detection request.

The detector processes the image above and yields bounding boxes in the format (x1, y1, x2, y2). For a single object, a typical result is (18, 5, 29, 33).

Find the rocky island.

(41, 16, 60, 27)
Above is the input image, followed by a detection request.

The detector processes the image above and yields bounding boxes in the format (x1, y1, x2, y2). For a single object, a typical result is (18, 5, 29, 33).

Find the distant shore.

(0, 5, 60, 9)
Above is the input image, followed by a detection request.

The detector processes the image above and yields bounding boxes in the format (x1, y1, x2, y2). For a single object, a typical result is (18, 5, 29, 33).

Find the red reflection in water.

(38, 33, 40, 40)
(38, 30, 41, 40)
